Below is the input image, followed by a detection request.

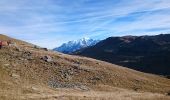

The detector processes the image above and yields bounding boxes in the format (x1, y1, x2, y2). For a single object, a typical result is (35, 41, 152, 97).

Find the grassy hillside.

(0, 34, 170, 100)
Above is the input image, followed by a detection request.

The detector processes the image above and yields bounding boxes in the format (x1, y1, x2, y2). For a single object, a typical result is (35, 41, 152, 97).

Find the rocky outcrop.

(41, 55, 53, 62)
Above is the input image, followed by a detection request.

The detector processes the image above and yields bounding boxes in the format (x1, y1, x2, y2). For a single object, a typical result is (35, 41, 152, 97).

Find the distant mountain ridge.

(53, 38, 100, 54)
(74, 34, 170, 76)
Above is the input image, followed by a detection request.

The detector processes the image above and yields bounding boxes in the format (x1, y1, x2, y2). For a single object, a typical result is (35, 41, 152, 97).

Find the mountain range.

(53, 38, 99, 54)
(74, 34, 170, 77)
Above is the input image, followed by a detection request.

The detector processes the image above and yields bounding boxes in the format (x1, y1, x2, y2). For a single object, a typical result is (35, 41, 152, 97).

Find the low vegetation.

(0, 34, 170, 100)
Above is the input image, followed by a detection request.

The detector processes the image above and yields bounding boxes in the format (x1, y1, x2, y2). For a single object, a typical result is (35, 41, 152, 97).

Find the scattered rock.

(41, 55, 53, 62)
(133, 87, 140, 91)
(96, 62, 100, 65)
(167, 91, 170, 96)
(22, 51, 33, 60)
(76, 61, 82, 64)
(34, 45, 41, 49)
(72, 65, 90, 72)
(42, 48, 48, 51)
(31, 86, 39, 91)
(75, 85, 89, 91)
(16, 47, 22, 52)
(33, 45, 48, 51)
(8, 42, 22, 51)
(60, 69, 73, 80)
(19, 58, 24, 61)
(11, 73, 20, 79)
(59, 65, 91, 80)
(2, 64, 10, 70)
(4, 64, 10, 66)
(90, 76, 101, 81)
(9, 42, 17, 47)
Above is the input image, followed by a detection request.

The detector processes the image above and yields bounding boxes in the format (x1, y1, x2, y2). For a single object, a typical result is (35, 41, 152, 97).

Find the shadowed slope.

(75, 34, 170, 76)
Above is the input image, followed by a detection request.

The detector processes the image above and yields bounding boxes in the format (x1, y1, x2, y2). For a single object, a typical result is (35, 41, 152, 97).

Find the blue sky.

(0, 0, 170, 48)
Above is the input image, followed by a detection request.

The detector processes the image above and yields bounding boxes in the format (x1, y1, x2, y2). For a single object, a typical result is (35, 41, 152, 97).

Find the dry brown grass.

(0, 34, 170, 100)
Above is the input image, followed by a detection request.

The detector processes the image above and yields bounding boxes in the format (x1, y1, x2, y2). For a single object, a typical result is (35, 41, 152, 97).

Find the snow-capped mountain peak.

(53, 38, 100, 54)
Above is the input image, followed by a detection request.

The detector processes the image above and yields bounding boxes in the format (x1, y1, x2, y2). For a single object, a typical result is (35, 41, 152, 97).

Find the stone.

(34, 45, 41, 49)
(48, 80, 89, 91)
(16, 46, 22, 52)
(167, 91, 170, 96)
(4, 64, 10, 66)
(9, 42, 17, 47)
(42, 55, 53, 62)
(42, 48, 48, 51)
(11, 73, 20, 79)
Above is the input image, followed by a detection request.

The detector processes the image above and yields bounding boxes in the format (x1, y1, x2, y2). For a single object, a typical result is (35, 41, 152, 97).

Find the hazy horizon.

(0, 0, 170, 49)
